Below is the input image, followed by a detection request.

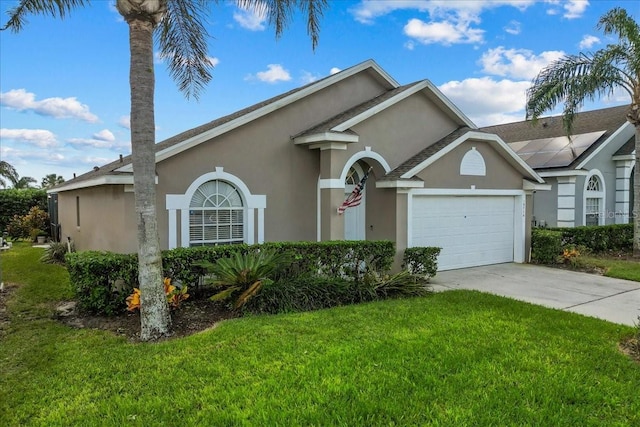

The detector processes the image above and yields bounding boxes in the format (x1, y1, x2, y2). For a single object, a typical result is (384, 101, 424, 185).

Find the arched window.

(189, 180, 244, 246)
(460, 147, 486, 176)
(584, 171, 605, 226)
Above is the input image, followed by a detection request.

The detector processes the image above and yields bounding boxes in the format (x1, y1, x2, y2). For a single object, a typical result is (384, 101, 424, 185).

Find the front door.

(344, 166, 366, 240)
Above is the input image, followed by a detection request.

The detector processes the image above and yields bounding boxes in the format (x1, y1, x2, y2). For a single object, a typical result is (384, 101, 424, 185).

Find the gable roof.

(293, 80, 475, 145)
(379, 127, 543, 184)
(50, 59, 476, 193)
(480, 105, 630, 171)
(51, 59, 399, 192)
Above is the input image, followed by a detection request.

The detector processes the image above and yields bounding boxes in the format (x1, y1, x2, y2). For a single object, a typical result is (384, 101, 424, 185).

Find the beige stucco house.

(49, 60, 545, 271)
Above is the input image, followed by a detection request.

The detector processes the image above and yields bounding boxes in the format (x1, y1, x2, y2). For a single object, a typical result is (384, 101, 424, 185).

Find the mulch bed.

(55, 296, 240, 342)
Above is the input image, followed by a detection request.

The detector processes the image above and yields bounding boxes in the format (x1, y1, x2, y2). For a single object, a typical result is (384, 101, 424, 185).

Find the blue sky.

(0, 0, 637, 183)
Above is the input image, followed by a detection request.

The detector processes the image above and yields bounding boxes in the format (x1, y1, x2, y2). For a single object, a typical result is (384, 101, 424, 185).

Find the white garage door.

(412, 195, 516, 270)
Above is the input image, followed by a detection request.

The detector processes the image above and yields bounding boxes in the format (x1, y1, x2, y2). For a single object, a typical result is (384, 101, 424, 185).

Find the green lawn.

(579, 255, 640, 282)
(1, 245, 639, 426)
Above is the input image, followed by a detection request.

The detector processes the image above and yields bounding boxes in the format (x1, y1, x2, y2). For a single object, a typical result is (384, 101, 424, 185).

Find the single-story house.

(481, 106, 635, 228)
(49, 59, 546, 271)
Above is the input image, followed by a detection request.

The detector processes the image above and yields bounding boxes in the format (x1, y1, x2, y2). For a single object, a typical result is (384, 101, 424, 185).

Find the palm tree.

(41, 173, 65, 189)
(0, 160, 19, 188)
(12, 176, 37, 189)
(526, 7, 639, 253)
(2, 0, 326, 341)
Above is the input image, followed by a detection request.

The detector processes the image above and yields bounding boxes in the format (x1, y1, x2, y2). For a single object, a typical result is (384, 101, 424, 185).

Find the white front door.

(344, 184, 366, 240)
(344, 165, 366, 240)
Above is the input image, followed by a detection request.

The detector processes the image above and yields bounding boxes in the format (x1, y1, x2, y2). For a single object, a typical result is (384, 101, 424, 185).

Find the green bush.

(547, 224, 633, 253)
(0, 188, 47, 231)
(6, 206, 49, 240)
(245, 270, 431, 315)
(66, 251, 138, 315)
(531, 229, 563, 264)
(41, 241, 75, 265)
(243, 275, 364, 314)
(66, 241, 396, 316)
(402, 247, 441, 279)
(199, 249, 292, 309)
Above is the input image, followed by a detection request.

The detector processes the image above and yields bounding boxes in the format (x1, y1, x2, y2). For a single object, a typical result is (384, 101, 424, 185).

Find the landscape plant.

(200, 250, 291, 309)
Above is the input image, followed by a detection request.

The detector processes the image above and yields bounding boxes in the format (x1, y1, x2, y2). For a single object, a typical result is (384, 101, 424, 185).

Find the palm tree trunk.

(128, 17, 171, 340)
(634, 125, 640, 256)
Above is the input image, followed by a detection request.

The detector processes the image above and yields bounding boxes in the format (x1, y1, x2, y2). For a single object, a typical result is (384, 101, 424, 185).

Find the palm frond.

(526, 47, 633, 135)
(237, 0, 327, 50)
(597, 7, 640, 51)
(157, 0, 213, 100)
(1, 0, 89, 32)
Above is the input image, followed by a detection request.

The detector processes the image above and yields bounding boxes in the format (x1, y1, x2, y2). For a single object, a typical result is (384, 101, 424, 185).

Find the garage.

(411, 194, 522, 271)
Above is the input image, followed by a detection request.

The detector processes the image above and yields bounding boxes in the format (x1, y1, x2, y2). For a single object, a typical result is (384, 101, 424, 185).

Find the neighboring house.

(482, 106, 634, 228)
(49, 60, 545, 271)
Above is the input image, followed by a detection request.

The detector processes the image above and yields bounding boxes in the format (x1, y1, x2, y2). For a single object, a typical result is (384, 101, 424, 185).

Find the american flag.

(338, 167, 372, 214)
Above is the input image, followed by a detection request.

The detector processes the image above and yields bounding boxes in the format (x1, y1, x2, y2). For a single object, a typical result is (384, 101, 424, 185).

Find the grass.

(578, 255, 640, 282)
(1, 244, 639, 426)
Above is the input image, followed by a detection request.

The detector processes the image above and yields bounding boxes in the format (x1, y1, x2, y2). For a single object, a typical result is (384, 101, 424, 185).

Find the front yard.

(1, 245, 639, 426)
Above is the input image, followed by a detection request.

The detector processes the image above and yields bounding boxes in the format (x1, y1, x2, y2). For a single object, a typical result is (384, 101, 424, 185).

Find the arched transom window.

(584, 172, 604, 226)
(345, 167, 360, 185)
(189, 180, 244, 246)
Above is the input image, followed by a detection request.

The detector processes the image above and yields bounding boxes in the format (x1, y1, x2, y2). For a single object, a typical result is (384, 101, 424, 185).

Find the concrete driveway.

(431, 263, 640, 326)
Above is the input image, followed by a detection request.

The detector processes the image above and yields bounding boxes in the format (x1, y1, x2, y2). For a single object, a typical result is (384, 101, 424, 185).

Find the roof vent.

(119, 154, 123, 163)
(93, 166, 99, 171)
(542, 122, 548, 128)
(73, 173, 76, 178)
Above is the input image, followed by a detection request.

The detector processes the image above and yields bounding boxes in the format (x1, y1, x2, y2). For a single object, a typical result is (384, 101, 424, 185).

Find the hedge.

(546, 223, 633, 253)
(531, 229, 563, 264)
(66, 240, 396, 315)
(531, 223, 634, 264)
(0, 188, 47, 232)
(402, 247, 441, 279)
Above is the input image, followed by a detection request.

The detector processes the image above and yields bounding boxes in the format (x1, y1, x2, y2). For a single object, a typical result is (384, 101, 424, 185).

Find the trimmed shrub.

(531, 229, 562, 264)
(547, 223, 633, 253)
(243, 275, 364, 314)
(402, 247, 441, 279)
(66, 251, 139, 315)
(66, 241, 396, 315)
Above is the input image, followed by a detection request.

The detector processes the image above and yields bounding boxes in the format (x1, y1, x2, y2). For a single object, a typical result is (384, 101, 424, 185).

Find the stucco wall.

(415, 140, 523, 190)
(532, 177, 558, 227)
(58, 185, 137, 253)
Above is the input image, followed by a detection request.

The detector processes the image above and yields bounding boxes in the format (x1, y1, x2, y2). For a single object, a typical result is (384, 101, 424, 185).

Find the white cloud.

(0, 145, 65, 166)
(234, 2, 268, 31)
(563, 0, 589, 19)
(578, 35, 600, 50)
(0, 128, 58, 148)
(438, 77, 531, 126)
(0, 89, 98, 123)
(67, 137, 129, 150)
(330, 67, 342, 75)
(350, 0, 431, 25)
(247, 64, 291, 84)
(480, 47, 565, 80)
(93, 129, 115, 142)
(300, 71, 321, 84)
(404, 40, 416, 50)
(118, 115, 131, 129)
(404, 18, 484, 45)
(504, 20, 521, 35)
